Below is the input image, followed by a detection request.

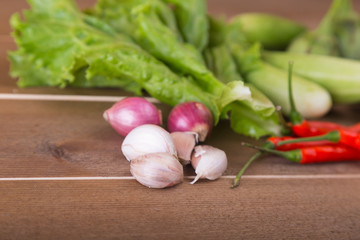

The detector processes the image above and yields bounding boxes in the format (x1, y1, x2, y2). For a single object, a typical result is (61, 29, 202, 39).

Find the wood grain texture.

(1, 100, 360, 178)
(0, 179, 359, 240)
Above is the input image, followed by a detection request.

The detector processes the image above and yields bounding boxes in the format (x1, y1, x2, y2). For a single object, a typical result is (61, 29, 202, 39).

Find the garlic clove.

(190, 145, 228, 184)
(121, 124, 177, 161)
(170, 132, 198, 165)
(130, 152, 184, 188)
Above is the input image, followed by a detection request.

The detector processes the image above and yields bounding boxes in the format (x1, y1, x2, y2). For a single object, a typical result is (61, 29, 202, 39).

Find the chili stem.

(287, 61, 303, 125)
(276, 130, 340, 146)
(242, 142, 287, 156)
(288, 61, 295, 113)
(232, 151, 262, 188)
(241, 142, 302, 163)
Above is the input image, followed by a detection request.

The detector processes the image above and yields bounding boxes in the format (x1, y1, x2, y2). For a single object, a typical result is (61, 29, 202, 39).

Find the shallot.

(103, 97, 162, 136)
(168, 102, 213, 142)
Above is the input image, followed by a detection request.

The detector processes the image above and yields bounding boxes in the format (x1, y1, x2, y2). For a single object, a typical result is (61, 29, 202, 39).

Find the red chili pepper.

(348, 123, 360, 133)
(285, 61, 349, 137)
(291, 120, 360, 137)
(338, 129, 360, 150)
(242, 143, 360, 164)
(232, 136, 335, 187)
(300, 145, 360, 164)
(291, 120, 347, 137)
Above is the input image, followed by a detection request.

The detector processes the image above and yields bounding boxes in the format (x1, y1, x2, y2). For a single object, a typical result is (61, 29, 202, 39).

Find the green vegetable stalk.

(204, 44, 243, 84)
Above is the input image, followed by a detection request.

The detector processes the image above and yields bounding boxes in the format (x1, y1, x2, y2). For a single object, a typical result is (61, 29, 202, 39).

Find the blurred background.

(3, 0, 360, 37)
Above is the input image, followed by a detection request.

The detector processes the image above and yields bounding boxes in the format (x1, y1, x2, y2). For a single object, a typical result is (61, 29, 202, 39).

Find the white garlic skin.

(190, 145, 228, 184)
(121, 124, 177, 161)
(170, 131, 198, 165)
(130, 152, 184, 188)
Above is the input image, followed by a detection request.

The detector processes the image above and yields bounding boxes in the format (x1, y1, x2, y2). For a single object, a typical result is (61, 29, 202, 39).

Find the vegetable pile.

(9, 0, 360, 139)
(104, 98, 227, 188)
(9, 0, 360, 188)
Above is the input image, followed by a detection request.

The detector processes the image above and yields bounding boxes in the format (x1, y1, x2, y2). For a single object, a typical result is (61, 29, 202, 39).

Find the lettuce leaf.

(204, 44, 244, 83)
(95, 0, 222, 96)
(92, 0, 182, 40)
(9, 0, 133, 88)
(162, 0, 209, 51)
(227, 102, 281, 138)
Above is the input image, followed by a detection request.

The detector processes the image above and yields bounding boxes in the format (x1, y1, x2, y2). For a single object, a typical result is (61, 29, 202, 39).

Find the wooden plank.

(1, 100, 360, 178)
(0, 178, 359, 240)
(0, 41, 15, 91)
(0, 100, 142, 177)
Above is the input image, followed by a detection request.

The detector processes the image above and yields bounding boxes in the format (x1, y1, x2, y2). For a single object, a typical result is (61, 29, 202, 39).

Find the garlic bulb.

(170, 132, 198, 165)
(122, 124, 177, 161)
(130, 152, 184, 188)
(190, 145, 227, 184)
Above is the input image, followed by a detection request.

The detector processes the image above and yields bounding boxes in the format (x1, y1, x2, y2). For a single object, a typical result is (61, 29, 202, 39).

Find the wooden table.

(1, 1, 360, 239)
